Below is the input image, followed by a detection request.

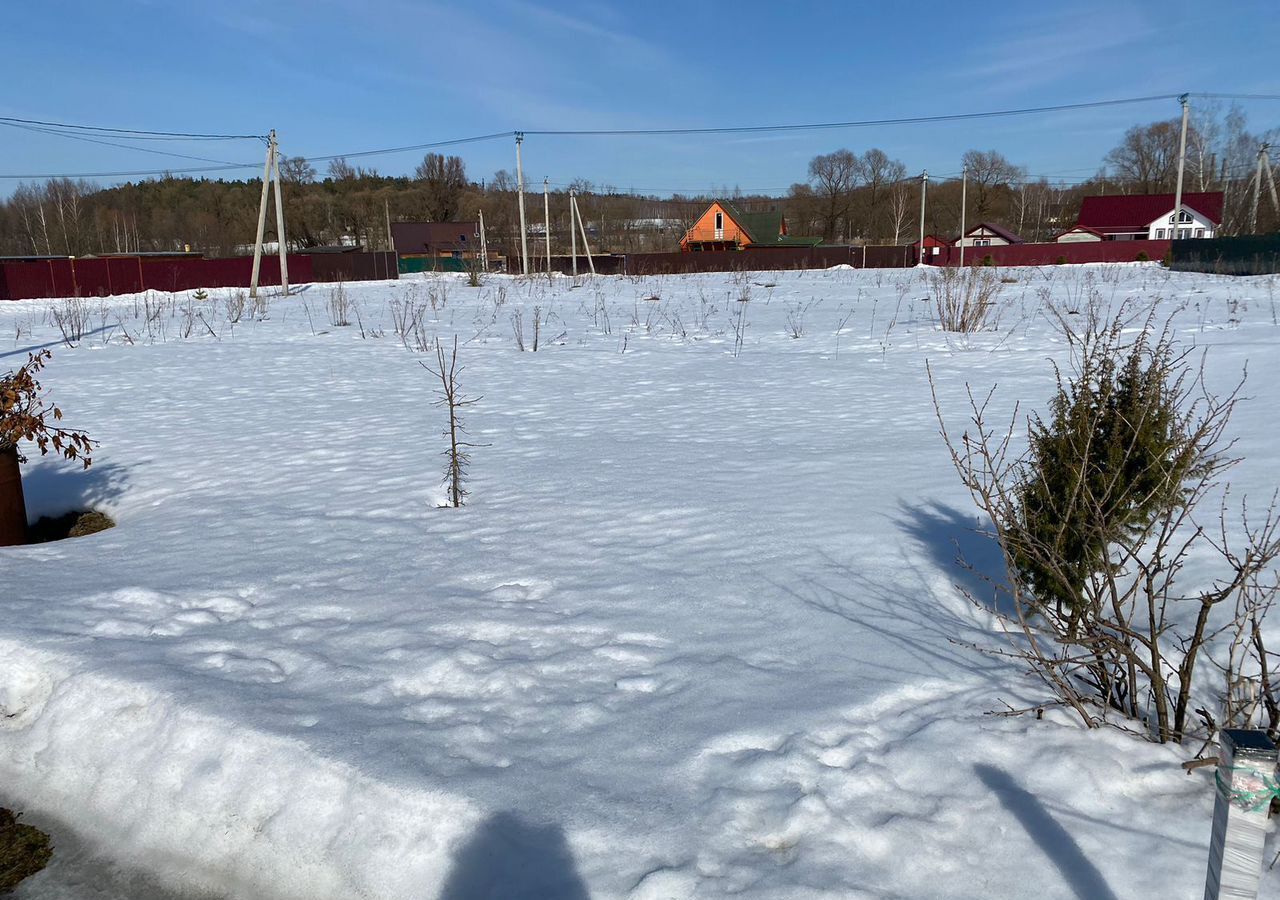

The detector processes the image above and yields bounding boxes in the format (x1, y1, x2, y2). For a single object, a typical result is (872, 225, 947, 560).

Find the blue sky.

(2, 0, 1278, 195)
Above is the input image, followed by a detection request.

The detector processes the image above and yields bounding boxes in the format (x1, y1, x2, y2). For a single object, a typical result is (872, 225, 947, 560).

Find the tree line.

(0, 104, 1275, 261)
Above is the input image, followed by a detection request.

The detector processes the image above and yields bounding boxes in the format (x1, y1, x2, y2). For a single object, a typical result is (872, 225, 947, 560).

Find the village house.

(680, 200, 821, 251)
(1056, 192, 1223, 242)
(953, 222, 1024, 248)
(390, 221, 481, 260)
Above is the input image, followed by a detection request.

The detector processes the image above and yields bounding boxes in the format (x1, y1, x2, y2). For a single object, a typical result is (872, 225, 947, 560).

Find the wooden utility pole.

(543, 176, 552, 282)
(1250, 144, 1267, 234)
(250, 133, 274, 300)
(570, 189, 578, 276)
(958, 164, 968, 269)
(271, 135, 289, 296)
(571, 193, 595, 275)
(917, 170, 928, 265)
(1172, 94, 1190, 240)
(1263, 146, 1280, 224)
(478, 208, 489, 272)
(515, 132, 529, 275)
(250, 130, 289, 298)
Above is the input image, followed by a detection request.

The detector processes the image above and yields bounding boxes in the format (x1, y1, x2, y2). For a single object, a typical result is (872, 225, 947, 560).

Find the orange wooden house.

(680, 200, 821, 252)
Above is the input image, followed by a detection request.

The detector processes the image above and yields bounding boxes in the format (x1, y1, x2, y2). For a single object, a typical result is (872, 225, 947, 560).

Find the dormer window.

(1168, 210, 1193, 224)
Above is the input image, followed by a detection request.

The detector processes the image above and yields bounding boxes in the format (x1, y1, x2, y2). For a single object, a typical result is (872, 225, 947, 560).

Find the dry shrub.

(929, 267, 1002, 332)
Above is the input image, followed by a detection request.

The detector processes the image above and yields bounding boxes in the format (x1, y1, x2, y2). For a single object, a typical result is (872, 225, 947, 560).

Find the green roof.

(717, 200, 821, 247)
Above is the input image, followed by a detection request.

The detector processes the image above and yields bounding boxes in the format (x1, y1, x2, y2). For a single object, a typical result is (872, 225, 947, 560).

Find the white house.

(1058, 192, 1224, 242)
(953, 222, 1024, 248)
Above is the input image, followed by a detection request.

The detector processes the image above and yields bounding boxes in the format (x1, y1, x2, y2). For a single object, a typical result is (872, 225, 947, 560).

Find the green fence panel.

(398, 256, 467, 274)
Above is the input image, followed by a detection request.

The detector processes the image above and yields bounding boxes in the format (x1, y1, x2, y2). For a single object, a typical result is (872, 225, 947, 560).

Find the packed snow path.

(2, 266, 1279, 898)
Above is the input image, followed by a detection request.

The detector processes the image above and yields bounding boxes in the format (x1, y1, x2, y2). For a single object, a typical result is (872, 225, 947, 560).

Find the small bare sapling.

(423, 336, 481, 508)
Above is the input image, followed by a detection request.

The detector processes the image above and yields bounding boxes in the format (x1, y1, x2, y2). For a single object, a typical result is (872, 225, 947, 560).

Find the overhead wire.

(1, 91, 1277, 183)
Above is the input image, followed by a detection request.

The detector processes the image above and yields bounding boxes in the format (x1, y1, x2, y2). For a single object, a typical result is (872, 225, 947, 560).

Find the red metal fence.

(1, 241, 1184, 300)
(0, 252, 398, 301)
(928, 239, 1171, 268)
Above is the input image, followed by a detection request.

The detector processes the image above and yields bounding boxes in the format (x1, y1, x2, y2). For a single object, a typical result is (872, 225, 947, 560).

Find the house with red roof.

(955, 222, 1024, 248)
(1057, 192, 1223, 243)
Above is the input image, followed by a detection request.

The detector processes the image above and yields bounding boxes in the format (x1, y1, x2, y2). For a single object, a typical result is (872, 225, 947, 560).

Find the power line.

(305, 131, 512, 163)
(2, 90, 1277, 182)
(0, 131, 514, 180)
(523, 94, 1179, 137)
(0, 121, 248, 167)
(0, 115, 264, 141)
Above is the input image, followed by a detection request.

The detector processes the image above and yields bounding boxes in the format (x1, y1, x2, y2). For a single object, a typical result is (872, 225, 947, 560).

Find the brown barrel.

(0, 446, 28, 547)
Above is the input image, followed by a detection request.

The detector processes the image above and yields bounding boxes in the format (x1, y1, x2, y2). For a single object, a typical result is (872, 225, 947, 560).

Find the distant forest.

(2, 105, 1276, 260)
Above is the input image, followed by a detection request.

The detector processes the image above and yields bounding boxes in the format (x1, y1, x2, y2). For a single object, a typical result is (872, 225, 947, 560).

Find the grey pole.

(1251, 144, 1266, 234)
(515, 133, 529, 275)
(1173, 94, 1190, 240)
(1205, 729, 1277, 900)
(544, 176, 552, 282)
(917, 170, 928, 265)
(958, 164, 968, 269)
(1262, 147, 1280, 220)
(570, 189, 578, 277)
(270, 135, 289, 296)
(478, 208, 489, 273)
(249, 132, 274, 300)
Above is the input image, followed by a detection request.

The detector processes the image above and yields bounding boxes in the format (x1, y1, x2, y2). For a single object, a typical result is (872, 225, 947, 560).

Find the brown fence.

(929, 240, 1171, 268)
(527, 254, 626, 275)
(624, 246, 857, 275)
(1, 252, 396, 301)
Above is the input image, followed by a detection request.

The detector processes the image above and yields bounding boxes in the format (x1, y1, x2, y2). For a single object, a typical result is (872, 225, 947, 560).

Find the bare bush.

(224, 290, 246, 324)
(327, 282, 352, 327)
(931, 304, 1280, 744)
(929, 267, 1002, 332)
(51, 298, 90, 346)
(511, 308, 525, 351)
(423, 336, 480, 508)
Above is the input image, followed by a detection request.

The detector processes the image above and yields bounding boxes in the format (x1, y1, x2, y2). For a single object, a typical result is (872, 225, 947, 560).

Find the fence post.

(1204, 729, 1278, 900)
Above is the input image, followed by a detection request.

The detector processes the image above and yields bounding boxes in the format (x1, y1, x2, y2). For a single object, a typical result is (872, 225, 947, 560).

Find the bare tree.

(961, 149, 1026, 219)
(1105, 120, 1192, 194)
(808, 149, 862, 242)
(888, 179, 912, 245)
(857, 148, 908, 241)
(278, 155, 317, 184)
(327, 157, 358, 181)
(415, 153, 468, 222)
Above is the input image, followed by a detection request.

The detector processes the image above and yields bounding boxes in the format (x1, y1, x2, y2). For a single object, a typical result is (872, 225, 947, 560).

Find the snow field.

(2, 264, 1279, 898)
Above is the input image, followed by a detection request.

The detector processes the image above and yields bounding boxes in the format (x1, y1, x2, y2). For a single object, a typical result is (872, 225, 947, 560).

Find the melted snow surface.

(2, 265, 1278, 898)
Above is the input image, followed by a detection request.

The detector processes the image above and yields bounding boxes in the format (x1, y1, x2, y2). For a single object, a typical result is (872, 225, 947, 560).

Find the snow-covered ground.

(1, 265, 1278, 899)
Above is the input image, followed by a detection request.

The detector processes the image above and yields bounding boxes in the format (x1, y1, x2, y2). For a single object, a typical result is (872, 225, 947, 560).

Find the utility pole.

(250, 132, 274, 300)
(1250, 143, 1267, 234)
(572, 192, 595, 275)
(271, 133, 289, 296)
(917, 170, 928, 266)
(515, 132, 529, 275)
(478, 208, 489, 272)
(1172, 93, 1190, 241)
(1263, 145, 1280, 224)
(1220, 158, 1230, 235)
(543, 176, 552, 282)
(385, 198, 393, 252)
(570, 189, 578, 277)
(958, 164, 969, 269)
